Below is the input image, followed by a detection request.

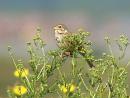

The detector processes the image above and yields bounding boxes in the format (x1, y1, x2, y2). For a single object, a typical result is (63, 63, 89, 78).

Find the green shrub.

(7, 28, 129, 98)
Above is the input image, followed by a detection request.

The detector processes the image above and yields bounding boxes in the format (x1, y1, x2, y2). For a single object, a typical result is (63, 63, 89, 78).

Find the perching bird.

(53, 24, 95, 68)
(53, 24, 71, 56)
(53, 24, 69, 42)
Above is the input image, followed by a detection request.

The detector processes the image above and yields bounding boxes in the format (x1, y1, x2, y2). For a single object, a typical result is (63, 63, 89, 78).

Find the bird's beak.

(53, 26, 58, 30)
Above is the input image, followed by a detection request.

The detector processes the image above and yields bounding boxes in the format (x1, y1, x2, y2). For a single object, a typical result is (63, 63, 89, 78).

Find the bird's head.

(53, 24, 68, 34)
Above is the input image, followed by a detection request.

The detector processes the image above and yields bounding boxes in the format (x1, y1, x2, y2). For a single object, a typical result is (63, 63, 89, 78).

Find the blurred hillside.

(0, 0, 130, 97)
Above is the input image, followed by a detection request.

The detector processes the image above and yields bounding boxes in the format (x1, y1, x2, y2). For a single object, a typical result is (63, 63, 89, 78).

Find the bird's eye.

(58, 25, 62, 28)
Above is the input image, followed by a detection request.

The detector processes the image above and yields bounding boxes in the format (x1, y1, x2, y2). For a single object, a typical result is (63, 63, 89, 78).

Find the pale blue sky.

(0, 0, 130, 24)
(0, 0, 130, 13)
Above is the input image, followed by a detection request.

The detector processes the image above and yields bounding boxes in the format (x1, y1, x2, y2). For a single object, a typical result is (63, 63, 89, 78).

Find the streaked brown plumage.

(53, 24, 69, 42)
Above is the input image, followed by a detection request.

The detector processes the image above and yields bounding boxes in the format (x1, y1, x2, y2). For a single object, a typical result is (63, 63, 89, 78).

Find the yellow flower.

(69, 84, 76, 92)
(13, 85, 27, 96)
(14, 68, 29, 78)
(59, 83, 76, 94)
(59, 85, 68, 94)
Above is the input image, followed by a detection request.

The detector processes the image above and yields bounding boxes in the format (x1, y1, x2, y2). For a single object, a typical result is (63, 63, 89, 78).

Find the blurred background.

(0, 0, 130, 97)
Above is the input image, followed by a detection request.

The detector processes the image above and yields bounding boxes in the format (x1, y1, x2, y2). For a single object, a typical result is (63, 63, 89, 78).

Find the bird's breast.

(55, 32, 64, 42)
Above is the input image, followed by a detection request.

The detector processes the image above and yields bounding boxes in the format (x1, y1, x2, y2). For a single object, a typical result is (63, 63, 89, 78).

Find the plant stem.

(37, 46, 46, 80)
(9, 51, 17, 69)
(108, 43, 113, 56)
(79, 74, 93, 97)
(57, 67, 65, 83)
(72, 56, 75, 77)
(25, 76, 34, 94)
(108, 66, 115, 98)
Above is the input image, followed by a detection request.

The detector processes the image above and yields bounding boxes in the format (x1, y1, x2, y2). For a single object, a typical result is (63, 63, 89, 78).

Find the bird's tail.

(79, 51, 95, 68)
